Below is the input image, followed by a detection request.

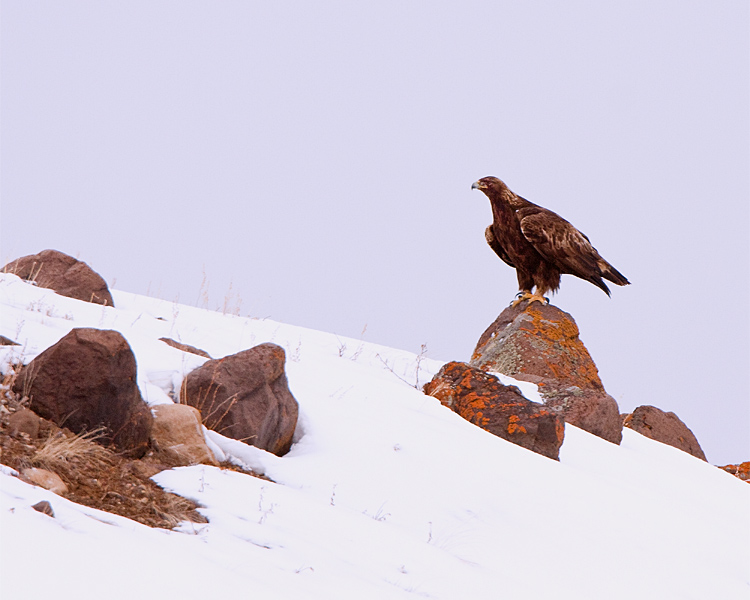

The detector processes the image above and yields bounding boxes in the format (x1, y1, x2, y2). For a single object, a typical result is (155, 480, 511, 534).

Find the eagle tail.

(588, 276, 612, 297)
(599, 260, 630, 287)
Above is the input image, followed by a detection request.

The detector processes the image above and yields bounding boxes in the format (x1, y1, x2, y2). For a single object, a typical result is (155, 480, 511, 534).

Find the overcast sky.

(2, 1, 748, 464)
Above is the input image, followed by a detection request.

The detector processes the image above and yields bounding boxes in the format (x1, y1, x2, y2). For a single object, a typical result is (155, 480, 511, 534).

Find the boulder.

(471, 301, 622, 444)
(21, 468, 69, 495)
(159, 337, 212, 359)
(12, 328, 152, 457)
(423, 361, 564, 460)
(181, 343, 299, 456)
(151, 403, 218, 467)
(623, 405, 707, 461)
(2, 249, 114, 306)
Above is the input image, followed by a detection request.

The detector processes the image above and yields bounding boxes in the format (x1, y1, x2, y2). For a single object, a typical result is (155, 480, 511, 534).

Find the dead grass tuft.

(32, 428, 113, 480)
(0, 414, 208, 529)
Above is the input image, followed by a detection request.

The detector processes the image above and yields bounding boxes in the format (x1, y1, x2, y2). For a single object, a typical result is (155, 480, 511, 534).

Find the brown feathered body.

(473, 176, 629, 299)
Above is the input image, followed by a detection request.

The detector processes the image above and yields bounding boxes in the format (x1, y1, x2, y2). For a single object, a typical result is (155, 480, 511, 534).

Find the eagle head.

(471, 176, 506, 193)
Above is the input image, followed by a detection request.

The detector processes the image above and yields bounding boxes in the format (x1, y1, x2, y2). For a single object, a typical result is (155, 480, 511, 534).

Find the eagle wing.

(517, 208, 611, 293)
(484, 225, 516, 268)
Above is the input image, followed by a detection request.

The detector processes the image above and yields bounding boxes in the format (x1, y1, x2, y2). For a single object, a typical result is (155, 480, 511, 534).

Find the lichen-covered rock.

(2, 249, 114, 306)
(180, 343, 299, 456)
(151, 403, 218, 467)
(423, 361, 564, 460)
(471, 301, 622, 444)
(12, 328, 152, 457)
(472, 300, 603, 391)
(623, 405, 707, 461)
(718, 462, 750, 483)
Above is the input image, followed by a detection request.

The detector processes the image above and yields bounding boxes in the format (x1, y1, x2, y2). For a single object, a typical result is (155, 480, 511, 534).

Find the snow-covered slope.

(1, 273, 748, 599)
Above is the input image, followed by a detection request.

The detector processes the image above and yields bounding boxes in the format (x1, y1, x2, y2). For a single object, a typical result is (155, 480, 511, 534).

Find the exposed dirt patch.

(1, 368, 265, 529)
(0, 425, 207, 529)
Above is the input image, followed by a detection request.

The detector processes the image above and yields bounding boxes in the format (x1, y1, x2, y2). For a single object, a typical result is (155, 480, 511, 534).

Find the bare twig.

(376, 343, 428, 389)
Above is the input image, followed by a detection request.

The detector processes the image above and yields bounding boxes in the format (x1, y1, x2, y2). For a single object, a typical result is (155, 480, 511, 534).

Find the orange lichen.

(518, 306, 603, 390)
(719, 461, 750, 482)
(507, 414, 527, 435)
(556, 420, 565, 442)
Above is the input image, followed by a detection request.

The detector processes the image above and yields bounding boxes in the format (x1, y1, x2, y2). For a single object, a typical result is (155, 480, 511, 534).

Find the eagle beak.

(471, 180, 484, 190)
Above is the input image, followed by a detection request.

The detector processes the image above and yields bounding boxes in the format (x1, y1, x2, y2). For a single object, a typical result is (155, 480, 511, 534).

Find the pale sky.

(2, 1, 748, 464)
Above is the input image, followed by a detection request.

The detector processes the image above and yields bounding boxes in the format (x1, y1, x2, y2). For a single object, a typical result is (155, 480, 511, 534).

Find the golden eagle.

(472, 176, 629, 305)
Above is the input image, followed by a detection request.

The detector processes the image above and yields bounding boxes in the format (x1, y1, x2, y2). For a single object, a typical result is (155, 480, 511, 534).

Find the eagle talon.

(510, 292, 533, 307)
(526, 294, 548, 306)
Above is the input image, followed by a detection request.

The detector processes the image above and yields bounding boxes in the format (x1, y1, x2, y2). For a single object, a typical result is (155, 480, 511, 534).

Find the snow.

(1, 272, 748, 599)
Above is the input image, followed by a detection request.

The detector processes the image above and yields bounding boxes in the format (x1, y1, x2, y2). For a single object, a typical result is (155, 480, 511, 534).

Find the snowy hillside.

(1, 273, 748, 600)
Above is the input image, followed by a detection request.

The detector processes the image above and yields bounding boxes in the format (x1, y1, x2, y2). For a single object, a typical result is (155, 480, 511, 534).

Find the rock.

(541, 388, 622, 446)
(21, 468, 69, 495)
(181, 343, 299, 456)
(12, 328, 152, 457)
(8, 408, 42, 439)
(718, 462, 750, 482)
(0, 335, 20, 345)
(159, 337, 212, 359)
(623, 405, 707, 461)
(2, 249, 114, 306)
(471, 301, 622, 444)
(423, 361, 564, 460)
(31, 500, 55, 517)
(151, 403, 219, 467)
(127, 458, 168, 480)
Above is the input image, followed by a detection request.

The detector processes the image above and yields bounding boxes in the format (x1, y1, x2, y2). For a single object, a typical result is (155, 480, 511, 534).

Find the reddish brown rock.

(31, 500, 55, 517)
(2, 249, 114, 306)
(718, 462, 750, 482)
(623, 405, 707, 461)
(471, 301, 622, 444)
(8, 408, 42, 439)
(8, 408, 60, 440)
(540, 386, 622, 445)
(151, 403, 218, 467)
(159, 337, 212, 359)
(180, 343, 299, 456)
(423, 361, 564, 460)
(12, 328, 152, 457)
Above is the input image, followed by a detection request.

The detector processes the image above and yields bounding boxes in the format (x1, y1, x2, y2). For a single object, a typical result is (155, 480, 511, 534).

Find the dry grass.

(2, 259, 43, 283)
(32, 428, 113, 479)
(180, 368, 257, 443)
(221, 280, 242, 316)
(1, 364, 20, 397)
(1, 356, 38, 406)
(197, 265, 210, 308)
(0, 410, 207, 529)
